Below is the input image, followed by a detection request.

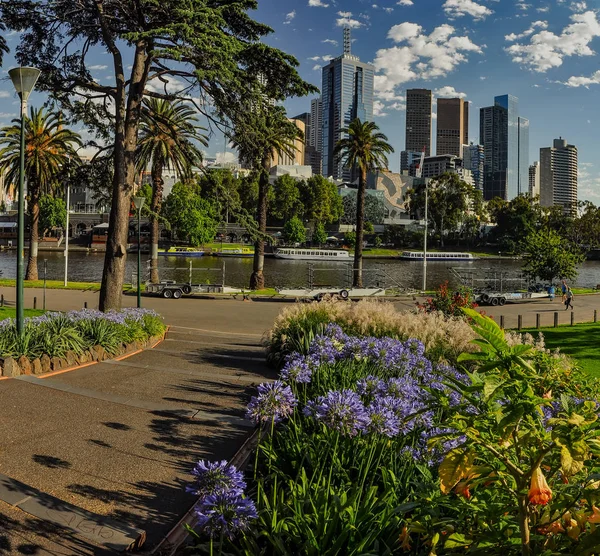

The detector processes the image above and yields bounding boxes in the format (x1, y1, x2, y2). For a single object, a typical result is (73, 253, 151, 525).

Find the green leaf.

(444, 532, 472, 548)
(573, 526, 600, 555)
(483, 375, 504, 402)
(439, 448, 474, 494)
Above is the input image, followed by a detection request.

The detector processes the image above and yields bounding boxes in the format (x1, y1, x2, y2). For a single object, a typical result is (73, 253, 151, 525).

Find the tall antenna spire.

(343, 27, 351, 55)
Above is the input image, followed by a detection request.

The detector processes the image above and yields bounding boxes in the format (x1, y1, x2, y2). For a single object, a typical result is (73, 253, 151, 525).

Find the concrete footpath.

(0, 289, 278, 555)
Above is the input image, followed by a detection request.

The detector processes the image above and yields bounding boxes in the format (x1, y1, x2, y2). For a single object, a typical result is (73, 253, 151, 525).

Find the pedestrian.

(561, 280, 567, 303)
(564, 287, 574, 311)
(548, 284, 555, 301)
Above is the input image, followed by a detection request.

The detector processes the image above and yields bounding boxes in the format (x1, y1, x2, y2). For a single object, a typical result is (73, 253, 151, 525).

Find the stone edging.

(0, 329, 168, 379)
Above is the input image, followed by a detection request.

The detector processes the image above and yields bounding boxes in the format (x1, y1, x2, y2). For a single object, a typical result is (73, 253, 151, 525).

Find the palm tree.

(229, 105, 301, 290)
(0, 108, 81, 280)
(136, 98, 208, 283)
(333, 119, 394, 287)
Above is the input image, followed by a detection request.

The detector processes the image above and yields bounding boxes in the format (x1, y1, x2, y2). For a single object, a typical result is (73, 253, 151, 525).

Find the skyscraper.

(310, 98, 322, 154)
(479, 94, 529, 200)
(529, 161, 540, 198)
(321, 28, 374, 181)
(405, 89, 432, 156)
(540, 138, 578, 214)
(463, 143, 485, 192)
(436, 98, 468, 157)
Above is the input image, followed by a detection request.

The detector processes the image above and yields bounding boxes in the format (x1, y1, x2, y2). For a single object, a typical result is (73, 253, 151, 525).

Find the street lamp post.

(133, 196, 145, 308)
(422, 182, 428, 293)
(64, 156, 70, 287)
(8, 67, 40, 334)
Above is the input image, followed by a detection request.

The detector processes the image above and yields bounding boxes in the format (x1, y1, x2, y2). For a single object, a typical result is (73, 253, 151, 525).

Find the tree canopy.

(39, 195, 66, 237)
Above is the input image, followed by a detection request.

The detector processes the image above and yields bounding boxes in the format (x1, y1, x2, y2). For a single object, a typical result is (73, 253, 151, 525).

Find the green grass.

(0, 307, 46, 319)
(521, 322, 600, 377)
(0, 279, 102, 291)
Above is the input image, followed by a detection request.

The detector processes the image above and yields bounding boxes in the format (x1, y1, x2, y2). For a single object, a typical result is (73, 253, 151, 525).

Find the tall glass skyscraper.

(321, 34, 374, 181)
(480, 94, 529, 200)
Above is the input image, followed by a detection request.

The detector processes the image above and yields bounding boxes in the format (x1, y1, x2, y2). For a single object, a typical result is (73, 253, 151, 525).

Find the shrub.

(417, 280, 478, 317)
(265, 300, 476, 366)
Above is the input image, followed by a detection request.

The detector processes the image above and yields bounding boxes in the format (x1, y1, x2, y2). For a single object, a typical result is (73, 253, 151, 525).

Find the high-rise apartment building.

(436, 98, 468, 157)
(529, 161, 540, 198)
(310, 98, 322, 154)
(539, 138, 578, 214)
(462, 143, 485, 192)
(479, 94, 529, 200)
(321, 28, 374, 181)
(405, 89, 432, 156)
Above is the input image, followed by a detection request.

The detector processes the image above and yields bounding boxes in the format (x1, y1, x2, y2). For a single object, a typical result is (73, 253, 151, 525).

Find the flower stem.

(518, 494, 531, 555)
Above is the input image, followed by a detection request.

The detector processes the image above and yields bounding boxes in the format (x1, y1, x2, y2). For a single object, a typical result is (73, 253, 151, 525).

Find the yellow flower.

(528, 467, 552, 506)
(588, 505, 600, 524)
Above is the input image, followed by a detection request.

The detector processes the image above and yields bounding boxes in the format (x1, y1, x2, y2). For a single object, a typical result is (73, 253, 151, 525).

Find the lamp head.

(8, 67, 41, 101)
(133, 196, 145, 211)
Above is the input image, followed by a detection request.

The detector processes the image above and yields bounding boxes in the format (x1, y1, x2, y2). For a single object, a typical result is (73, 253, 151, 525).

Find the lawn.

(0, 307, 46, 320)
(522, 322, 600, 377)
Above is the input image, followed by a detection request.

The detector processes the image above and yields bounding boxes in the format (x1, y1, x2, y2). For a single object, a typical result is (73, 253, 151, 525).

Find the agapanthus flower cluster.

(246, 381, 297, 424)
(188, 460, 257, 540)
(280, 353, 313, 384)
(366, 397, 400, 437)
(305, 389, 370, 437)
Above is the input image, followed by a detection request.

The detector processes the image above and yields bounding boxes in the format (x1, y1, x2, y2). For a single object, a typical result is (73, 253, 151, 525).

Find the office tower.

(291, 111, 311, 147)
(272, 119, 306, 166)
(321, 28, 374, 181)
(420, 154, 473, 186)
(539, 138, 578, 214)
(310, 98, 322, 153)
(436, 98, 468, 157)
(405, 89, 432, 156)
(463, 143, 485, 191)
(479, 94, 529, 200)
(529, 161, 540, 198)
(400, 150, 422, 174)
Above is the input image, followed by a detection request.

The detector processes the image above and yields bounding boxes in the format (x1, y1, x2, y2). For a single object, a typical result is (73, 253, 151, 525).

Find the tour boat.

(399, 251, 475, 261)
(158, 246, 205, 257)
(214, 246, 254, 258)
(274, 248, 350, 261)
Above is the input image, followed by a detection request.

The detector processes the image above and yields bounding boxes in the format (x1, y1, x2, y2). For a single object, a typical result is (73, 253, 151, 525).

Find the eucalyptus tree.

(0, 108, 81, 280)
(333, 119, 394, 287)
(137, 98, 207, 283)
(229, 105, 301, 290)
(1, 0, 316, 309)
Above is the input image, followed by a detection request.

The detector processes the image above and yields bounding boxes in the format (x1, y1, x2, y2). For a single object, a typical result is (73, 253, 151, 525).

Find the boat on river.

(399, 251, 475, 261)
(213, 246, 254, 258)
(274, 248, 350, 261)
(158, 247, 205, 257)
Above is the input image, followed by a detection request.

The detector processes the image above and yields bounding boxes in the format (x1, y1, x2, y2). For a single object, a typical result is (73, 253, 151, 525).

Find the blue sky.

(1, 0, 600, 200)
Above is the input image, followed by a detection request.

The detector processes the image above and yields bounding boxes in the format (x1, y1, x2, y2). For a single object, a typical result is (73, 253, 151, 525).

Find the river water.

(2, 251, 600, 290)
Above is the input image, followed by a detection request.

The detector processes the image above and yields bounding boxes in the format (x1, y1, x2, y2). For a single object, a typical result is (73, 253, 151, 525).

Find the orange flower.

(538, 520, 565, 535)
(454, 479, 471, 499)
(399, 526, 411, 551)
(588, 506, 600, 524)
(528, 467, 552, 506)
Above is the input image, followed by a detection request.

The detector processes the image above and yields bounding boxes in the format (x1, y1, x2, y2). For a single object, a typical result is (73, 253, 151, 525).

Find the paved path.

(0, 297, 276, 555)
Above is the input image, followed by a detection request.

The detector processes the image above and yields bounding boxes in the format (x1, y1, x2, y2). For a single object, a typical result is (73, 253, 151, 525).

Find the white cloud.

(516, 1, 531, 11)
(308, 55, 333, 62)
(383, 7, 394, 12)
(434, 85, 467, 98)
(336, 11, 363, 28)
(537, 6, 550, 12)
(284, 10, 296, 24)
(308, 0, 329, 6)
(216, 152, 238, 165)
(0, 91, 11, 98)
(505, 20, 548, 42)
(570, 1, 587, 12)
(563, 69, 600, 87)
(443, 0, 492, 20)
(0, 112, 17, 119)
(374, 100, 388, 117)
(312, 64, 321, 71)
(506, 11, 600, 72)
(374, 22, 482, 104)
(322, 39, 338, 46)
(397, 0, 413, 5)
(88, 64, 108, 71)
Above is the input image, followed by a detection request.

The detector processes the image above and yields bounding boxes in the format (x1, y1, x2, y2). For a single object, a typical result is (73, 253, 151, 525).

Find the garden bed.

(181, 301, 600, 555)
(0, 308, 166, 378)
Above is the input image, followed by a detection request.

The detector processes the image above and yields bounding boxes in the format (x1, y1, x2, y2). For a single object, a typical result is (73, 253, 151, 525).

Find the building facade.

(436, 98, 468, 157)
(529, 161, 540, 198)
(420, 154, 473, 186)
(405, 89, 432, 156)
(539, 138, 578, 214)
(310, 98, 322, 155)
(272, 118, 306, 166)
(479, 94, 529, 201)
(321, 31, 374, 181)
(400, 150, 422, 174)
(462, 143, 485, 192)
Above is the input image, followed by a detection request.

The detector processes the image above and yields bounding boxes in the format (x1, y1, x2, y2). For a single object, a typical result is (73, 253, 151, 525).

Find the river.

(2, 251, 600, 290)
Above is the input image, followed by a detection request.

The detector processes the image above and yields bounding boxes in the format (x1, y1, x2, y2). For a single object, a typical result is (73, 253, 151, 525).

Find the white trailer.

(277, 287, 386, 301)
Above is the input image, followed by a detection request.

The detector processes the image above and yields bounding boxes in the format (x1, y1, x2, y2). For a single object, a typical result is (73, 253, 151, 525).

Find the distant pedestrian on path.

(561, 280, 568, 303)
(548, 284, 555, 301)
(564, 287, 574, 310)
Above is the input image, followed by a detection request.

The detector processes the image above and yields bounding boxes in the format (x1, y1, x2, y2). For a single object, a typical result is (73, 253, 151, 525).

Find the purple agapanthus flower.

(308, 389, 370, 436)
(195, 491, 257, 539)
(187, 460, 246, 498)
(280, 353, 313, 384)
(366, 397, 400, 437)
(356, 375, 386, 398)
(246, 381, 297, 424)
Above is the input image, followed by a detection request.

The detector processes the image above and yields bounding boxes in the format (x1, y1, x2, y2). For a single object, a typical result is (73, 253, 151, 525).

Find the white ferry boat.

(400, 251, 475, 261)
(274, 248, 350, 261)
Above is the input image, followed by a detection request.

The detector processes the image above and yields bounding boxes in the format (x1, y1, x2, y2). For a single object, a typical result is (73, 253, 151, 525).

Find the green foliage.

(522, 228, 585, 282)
(363, 221, 374, 234)
(162, 182, 219, 246)
(418, 281, 478, 317)
(383, 224, 414, 247)
(341, 191, 386, 226)
(343, 231, 356, 248)
(271, 175, 303, 220)
(312, 222, 327, 246)
(487, 194, 543, 253)
(283, 216, 306, 244)
(39, 195, 66, 237)
(301, 175, 343, 225)
(374, 236, 382, 248)
(137, 183, 154, 216)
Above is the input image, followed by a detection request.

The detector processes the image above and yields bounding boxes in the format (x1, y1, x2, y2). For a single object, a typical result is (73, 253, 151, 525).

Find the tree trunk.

(353, 170, 367, 288)
(250, 165, 269, 290)
(150, 160, 164, 284)
(440, 213, 445, 248)
(25, 186, 40, 281)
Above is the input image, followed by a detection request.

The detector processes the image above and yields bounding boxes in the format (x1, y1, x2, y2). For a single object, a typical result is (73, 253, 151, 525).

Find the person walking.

(548, 284, 555, 301)
(561, 280, 568, 303)
(564, 287, 574, 310)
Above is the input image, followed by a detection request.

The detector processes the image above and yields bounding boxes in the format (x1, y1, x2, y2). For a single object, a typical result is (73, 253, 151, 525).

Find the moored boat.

(274, 248, 350, 261)
(214, 246, 254, 258)
(399, 251, 475, 261)
(158, 247, 205, 257)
